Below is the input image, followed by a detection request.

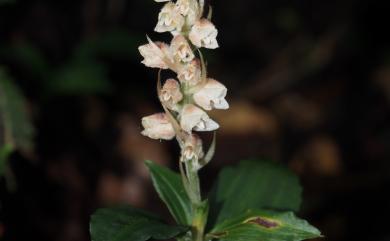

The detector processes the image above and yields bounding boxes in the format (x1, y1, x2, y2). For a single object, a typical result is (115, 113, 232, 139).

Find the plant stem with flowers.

(139, 2, 226, 240)
(89, 1, 322, 241)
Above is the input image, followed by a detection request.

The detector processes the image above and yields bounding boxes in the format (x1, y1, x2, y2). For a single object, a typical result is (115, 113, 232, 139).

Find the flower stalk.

(139, 1, 228, 240)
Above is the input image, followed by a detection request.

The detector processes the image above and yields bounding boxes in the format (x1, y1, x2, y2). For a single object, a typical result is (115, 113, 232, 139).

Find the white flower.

(180, 104, 219, 133)
(189, 19, 219, 49)
(193, 78, 229, 110)
(178, 59, 201, 86)
(181, 134, 204, 163)
(138, 41, 170, 69)
(141, 113, 176, 140)
(171, 35, 195, 63)
(155, 2, 185, 34)
(154, 0, 170, 2)
(160, 78, 183, 111)
(175, 0, 199, 26)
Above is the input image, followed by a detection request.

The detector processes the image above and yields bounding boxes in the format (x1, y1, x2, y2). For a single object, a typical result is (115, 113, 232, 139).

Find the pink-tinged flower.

(155, 2, 185, 34)
(189, 19, 219, 49)
(141, 113, 175, 140)
(178, 59, 201, 86)
(181, 134, 204, 162)
(175, 0, 199, 26)
(138, 41, 170, 69)
(193, 78, 229, 110)
(171, 35, 195, 63)
(160, 78, 183, 111)
(154, 0, 170, 2)
(180, 104, 219, 133)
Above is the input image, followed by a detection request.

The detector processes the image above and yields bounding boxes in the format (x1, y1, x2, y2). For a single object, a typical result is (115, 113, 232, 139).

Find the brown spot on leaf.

(246, 217, 279, 228)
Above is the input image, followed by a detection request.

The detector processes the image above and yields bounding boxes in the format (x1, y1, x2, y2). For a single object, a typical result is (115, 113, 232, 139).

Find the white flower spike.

(189, 19, 219, 49)
(141, 113, 176, 140)
(180, 104, 219, 133)
(193, 78, 229, 110)
(159, 78, 183, 111)
(155, 2, 185, 34)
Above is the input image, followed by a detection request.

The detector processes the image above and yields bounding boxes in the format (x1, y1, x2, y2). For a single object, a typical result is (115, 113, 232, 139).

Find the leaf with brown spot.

(207, 209, 322, 241)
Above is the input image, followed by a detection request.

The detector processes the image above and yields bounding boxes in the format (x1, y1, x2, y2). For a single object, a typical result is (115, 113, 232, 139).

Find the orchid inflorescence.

(138, 0, 228, 205)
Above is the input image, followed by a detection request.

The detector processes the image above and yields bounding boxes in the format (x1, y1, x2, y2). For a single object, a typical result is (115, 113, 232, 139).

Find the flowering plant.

(90, 1, 322, 241)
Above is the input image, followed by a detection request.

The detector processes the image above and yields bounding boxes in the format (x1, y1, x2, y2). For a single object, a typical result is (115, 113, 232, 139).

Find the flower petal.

(180, 104, 219, 133)
(155, 2, 185, 34)
(189, 19, 219, 49)
(138, 40, 170, 69)
(160, 78, 183, 111)
(141, 113, 176, 140)
(193, 78, 229, 110)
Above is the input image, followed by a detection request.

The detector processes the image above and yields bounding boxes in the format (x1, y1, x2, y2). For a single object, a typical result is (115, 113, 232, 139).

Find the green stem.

(183, 160, 208, 241)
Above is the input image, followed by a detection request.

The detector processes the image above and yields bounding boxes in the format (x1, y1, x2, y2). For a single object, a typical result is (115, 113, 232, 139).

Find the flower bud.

(141, 113, 176, 140)
(189, 19, 219, 49)
(180, 104, 219, 133)
(138, 41, 170, 69)
(160, 79, 183, 111)
(178, 59, 201, 86)
(171, 35, 195, 63)
(155, 2, 185, 34)
(181, 134, 204, 163)
(193, 78, 229, 110)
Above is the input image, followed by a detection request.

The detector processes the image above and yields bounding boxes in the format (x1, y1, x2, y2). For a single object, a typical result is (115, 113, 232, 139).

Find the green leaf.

(0, 143, 13, 175)
(90, 205, 189, 241)
(46, 61, 112, 96)
(145, 160, 192, 225)
(208, 160, 302, 228)
(0, 69, 34, 151)
(208, 209, 322, 241)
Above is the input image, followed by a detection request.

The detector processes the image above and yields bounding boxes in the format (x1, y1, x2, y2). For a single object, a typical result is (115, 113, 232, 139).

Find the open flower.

(189, 19, 219, 49)
(141, 113, 176, 140)
(171, 35, 195, 63)
(180, 104, 219, 133)
(181, 134, 204, 163)
(154, 0, 169, 2)
(155, 2, 185, 34)
(160, 78, 183, 111)
(193, 78, 229, 110)
(175, 0, 199, 26)
(138, 41, 170, 69)
(178, 59, 201, 86)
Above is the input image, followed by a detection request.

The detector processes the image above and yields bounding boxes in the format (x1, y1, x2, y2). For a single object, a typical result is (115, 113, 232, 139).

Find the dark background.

(1, 0, 390, 240)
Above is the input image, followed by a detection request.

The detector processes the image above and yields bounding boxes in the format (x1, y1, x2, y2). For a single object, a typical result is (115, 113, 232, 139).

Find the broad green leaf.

(208, 209, 322, 241)
(208, 160, 302, 228)
(145, 160, 192, 225)
(90, 205, 189, 241)
(0, 69, 34, 151)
